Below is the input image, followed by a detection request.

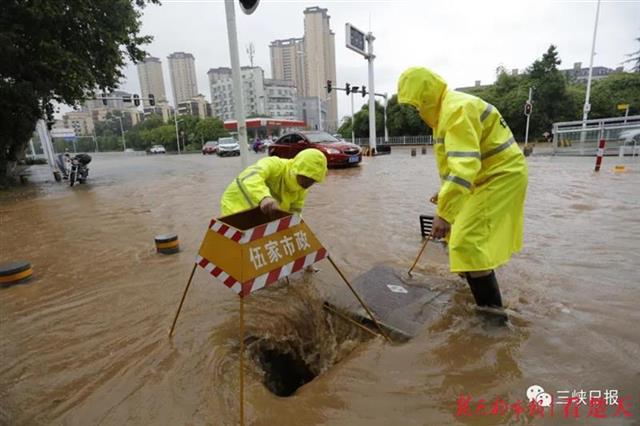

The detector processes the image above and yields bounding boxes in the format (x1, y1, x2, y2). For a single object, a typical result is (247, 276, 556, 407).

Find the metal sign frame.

(345, 23, 367, 57)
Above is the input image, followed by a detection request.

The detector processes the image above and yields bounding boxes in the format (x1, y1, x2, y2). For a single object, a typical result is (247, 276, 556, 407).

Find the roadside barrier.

(594, 139, 606, 172)
(155, 234, 180, 254)
(0, 261, 33, 286)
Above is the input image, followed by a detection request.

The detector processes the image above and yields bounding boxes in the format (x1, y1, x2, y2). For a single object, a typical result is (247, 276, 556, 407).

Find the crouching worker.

(397, 67, 528, 323)
(220, 148, 327, 219)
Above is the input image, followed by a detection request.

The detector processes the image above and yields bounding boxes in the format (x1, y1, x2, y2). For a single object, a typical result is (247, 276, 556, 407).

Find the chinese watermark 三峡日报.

(455, 385, 635, 419)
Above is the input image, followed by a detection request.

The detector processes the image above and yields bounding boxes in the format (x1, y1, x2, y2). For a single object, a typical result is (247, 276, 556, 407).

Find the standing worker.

(220, 148, 327, 218)
(398, 67, 528, 321)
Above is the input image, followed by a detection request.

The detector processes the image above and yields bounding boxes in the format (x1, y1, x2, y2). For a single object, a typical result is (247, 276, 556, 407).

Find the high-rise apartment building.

(167, 52, 198, 107)
(270, 38, 306, 96)
(209, 67, 297, 122)
(303, 7, 337, 131)
(137, 56, 167, 106)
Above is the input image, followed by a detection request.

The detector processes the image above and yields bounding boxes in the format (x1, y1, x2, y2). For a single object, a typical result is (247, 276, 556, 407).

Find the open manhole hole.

(243, 291, 377, 397)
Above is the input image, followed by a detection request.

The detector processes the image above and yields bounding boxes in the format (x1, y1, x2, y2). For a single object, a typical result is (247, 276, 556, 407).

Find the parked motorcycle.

(68, 153, 92, 186)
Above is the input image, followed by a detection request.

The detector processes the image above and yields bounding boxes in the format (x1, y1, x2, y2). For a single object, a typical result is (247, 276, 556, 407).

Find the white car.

(217, 137, 240, 157)
(149, 145, 166, 154)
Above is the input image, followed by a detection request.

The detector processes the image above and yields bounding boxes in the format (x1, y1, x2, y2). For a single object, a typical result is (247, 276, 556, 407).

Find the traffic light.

(327, 80, 332, 93)
(101, 93, 108, 106)
(133, 94, 140, 107)
(149, 94, 155, 106)
(123, 95, 132, 103)
(524, 102, 532, 116)
(239, 0, 259, 15)
(361, 85, 367, 97)
(352, 86, 359, 95)
(345, 83, 351, 95)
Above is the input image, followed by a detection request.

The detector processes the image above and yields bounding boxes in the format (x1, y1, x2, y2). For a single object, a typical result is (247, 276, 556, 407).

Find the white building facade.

(167, 52, 198, 107)
(137, 56, 168, 106)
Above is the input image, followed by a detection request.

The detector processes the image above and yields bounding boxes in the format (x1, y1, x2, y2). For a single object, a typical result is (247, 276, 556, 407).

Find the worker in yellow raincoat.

(398, 67, 528, 317)
(220, 148, 328, 218)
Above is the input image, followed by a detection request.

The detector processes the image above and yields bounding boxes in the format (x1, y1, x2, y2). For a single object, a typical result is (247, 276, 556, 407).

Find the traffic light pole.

(366, 32, 377, 154)
(224, 0, 250, 169)
(350, 91, 355, 144)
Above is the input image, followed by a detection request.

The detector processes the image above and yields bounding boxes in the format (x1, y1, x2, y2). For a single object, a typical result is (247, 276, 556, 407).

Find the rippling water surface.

(1, 150, 639, 425)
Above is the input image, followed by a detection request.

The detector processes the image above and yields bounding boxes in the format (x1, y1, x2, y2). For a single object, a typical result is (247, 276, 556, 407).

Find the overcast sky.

(115, 0, 639, 121)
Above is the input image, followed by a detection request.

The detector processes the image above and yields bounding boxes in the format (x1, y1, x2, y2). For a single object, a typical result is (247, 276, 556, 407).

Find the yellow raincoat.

(220, 148, 328, 216)
(398, 67, 528, 272)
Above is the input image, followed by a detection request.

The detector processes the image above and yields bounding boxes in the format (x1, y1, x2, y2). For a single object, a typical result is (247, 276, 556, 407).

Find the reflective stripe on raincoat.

(398, 67, 528, 272)
(220, 148, 328, 216)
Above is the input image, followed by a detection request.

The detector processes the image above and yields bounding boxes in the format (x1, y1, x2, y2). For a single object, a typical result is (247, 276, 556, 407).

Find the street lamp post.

(580, 0, 601, 147)
(116, 116, 126, 151)
(173, 110, 182, 155)
(524, 87, 533, 147)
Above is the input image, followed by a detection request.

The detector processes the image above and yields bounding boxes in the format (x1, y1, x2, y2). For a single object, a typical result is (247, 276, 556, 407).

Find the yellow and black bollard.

(0, 261, 33, 286)
(155, 234, 180, 255)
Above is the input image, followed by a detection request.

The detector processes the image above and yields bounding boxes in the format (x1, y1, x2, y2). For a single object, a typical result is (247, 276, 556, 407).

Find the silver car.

(217, 137, 240, 157)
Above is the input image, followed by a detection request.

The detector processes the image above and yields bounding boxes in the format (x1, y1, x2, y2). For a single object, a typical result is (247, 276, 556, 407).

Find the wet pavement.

(1, 149, 639, 425)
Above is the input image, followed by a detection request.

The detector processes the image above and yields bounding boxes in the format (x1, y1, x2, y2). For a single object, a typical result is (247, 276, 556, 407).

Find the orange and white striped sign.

(196, 211, 327, 297)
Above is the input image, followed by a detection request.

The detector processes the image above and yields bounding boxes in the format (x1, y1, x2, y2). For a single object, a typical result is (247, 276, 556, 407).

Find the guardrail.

(351, 135, 433, 146)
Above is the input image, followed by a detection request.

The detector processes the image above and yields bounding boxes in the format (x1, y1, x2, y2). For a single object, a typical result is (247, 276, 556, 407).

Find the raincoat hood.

(397, 67, 448, 129)
(285, 148, 328, 191)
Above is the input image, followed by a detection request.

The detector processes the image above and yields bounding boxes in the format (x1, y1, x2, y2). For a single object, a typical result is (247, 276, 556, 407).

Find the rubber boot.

(466, 271, 503, 308)
(466, 271, 508, 325)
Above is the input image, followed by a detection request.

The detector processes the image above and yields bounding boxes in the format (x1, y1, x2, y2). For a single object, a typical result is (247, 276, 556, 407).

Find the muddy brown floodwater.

(1, 150, 639, 425)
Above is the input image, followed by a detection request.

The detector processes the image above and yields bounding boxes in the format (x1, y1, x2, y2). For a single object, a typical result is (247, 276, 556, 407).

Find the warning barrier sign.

(196, 208, 327, 297)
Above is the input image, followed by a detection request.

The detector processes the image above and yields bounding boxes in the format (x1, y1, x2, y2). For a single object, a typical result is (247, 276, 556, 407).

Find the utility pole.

(224, 0, 250, 169)
(346, 23, 377, 154)
(366, 32, 376, 152)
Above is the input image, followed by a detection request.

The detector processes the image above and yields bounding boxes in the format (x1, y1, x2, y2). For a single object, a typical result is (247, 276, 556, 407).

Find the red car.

(202, 141, 218, 155)
(268, 131, 362, 166)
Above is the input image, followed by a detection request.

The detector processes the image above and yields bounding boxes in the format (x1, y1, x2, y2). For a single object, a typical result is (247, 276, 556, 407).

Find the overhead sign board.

(346, 23, 367, 57)
(50, 128, 76, 138)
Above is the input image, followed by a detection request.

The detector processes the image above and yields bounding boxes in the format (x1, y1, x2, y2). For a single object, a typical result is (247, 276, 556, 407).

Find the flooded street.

(1, 149, 639, 425)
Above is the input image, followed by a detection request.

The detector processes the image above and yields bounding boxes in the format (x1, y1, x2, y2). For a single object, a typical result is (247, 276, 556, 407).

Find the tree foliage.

(624, 36, 640, 72)
(0, 0, 158, 184)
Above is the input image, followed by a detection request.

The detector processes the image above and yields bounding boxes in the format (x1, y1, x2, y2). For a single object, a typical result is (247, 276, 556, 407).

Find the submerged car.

(202, 141, 218, 155)
(217, 137, 240, 157)
(268, 131, 361, 166)
(149, 145, 166, 154)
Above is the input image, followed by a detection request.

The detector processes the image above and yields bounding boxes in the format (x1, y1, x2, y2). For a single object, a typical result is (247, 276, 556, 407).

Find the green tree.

(194, 118, 229, 145)
(525, 45, 575, 138)
(385, 95, 430, 136)
(587, 72, 640, 118)
(623, 36, 640, 72)
(337, 117, 353, 139)
(0, 0, 158, 184)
